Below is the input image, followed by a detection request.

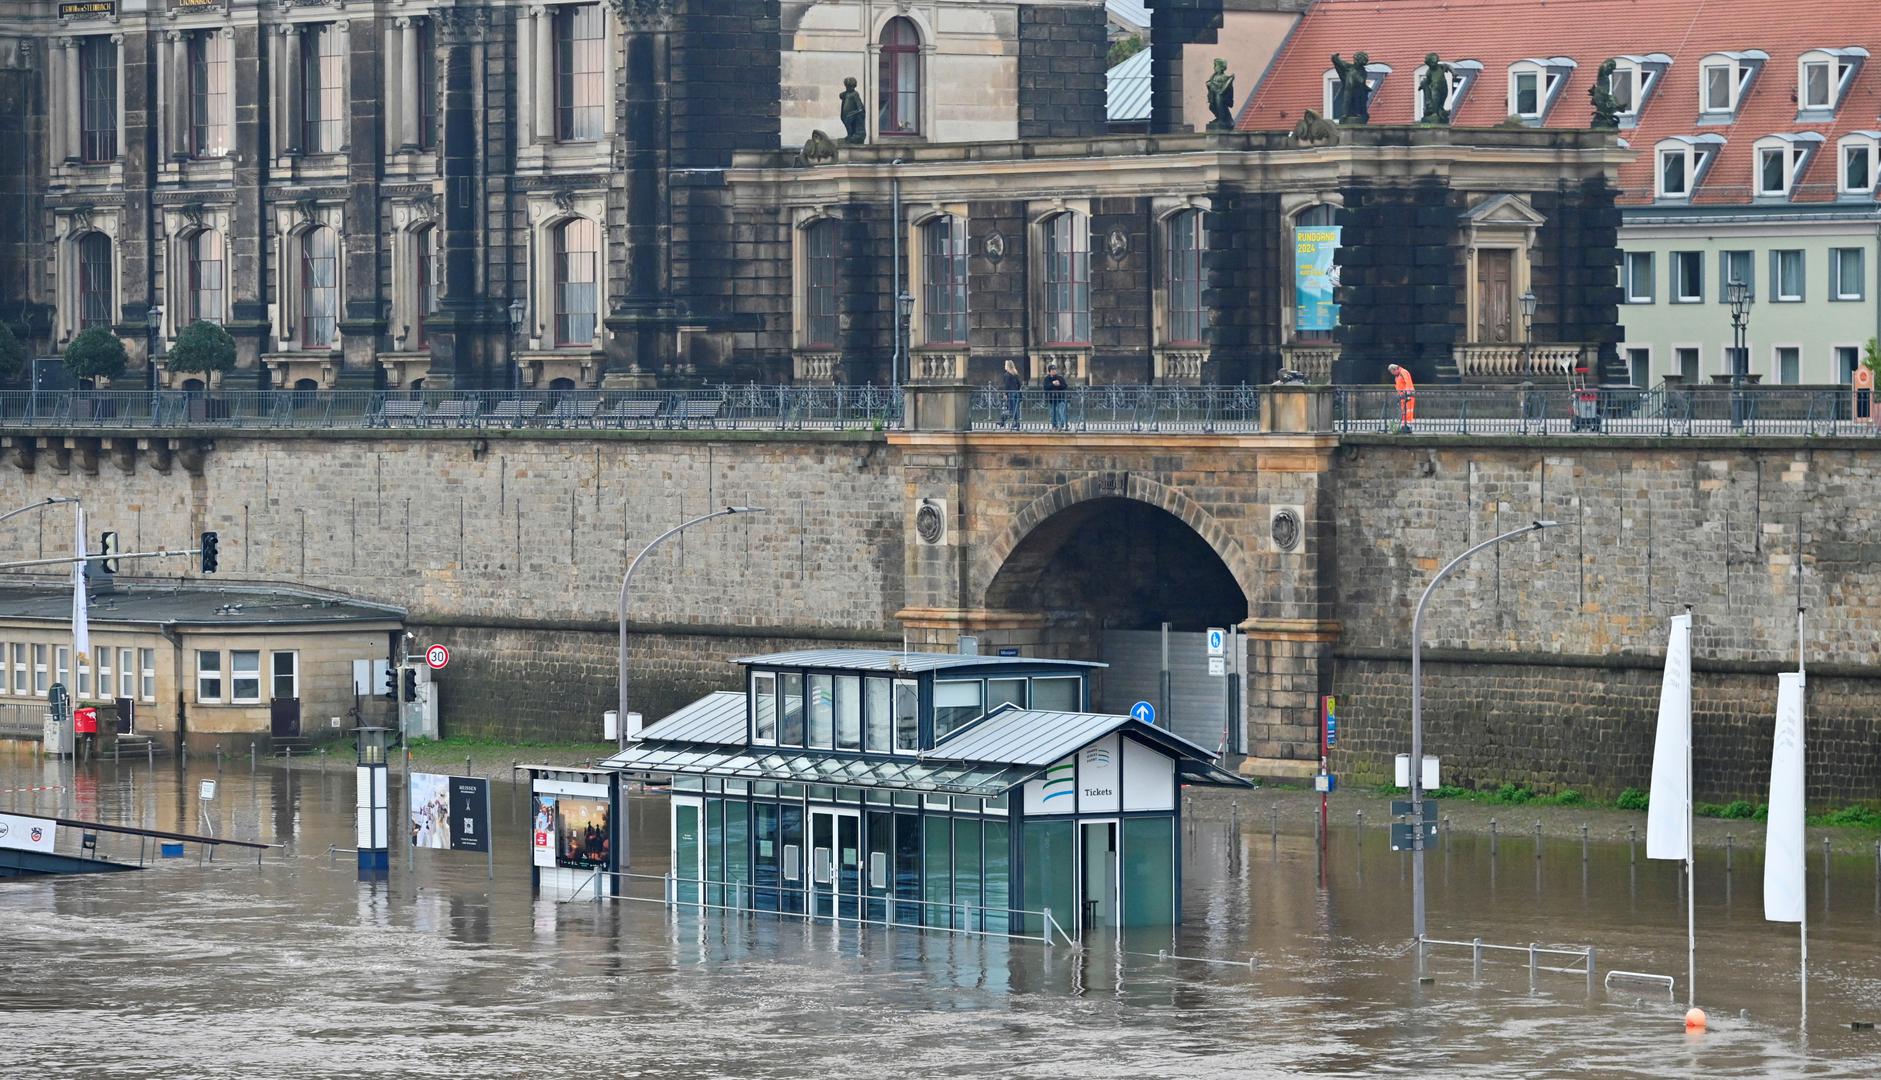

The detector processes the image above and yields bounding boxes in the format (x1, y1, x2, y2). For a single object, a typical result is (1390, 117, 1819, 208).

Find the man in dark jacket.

(1043, 362, 1069, 430)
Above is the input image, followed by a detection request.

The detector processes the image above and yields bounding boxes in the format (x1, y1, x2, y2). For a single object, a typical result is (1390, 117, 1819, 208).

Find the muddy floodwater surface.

(2, 746, 1879, 1078)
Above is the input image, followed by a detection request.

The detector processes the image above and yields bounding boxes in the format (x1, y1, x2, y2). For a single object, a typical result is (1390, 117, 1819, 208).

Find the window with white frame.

(1322, 63, 1389, 120)
(77, 652, 91, 697)
(55, 647, 69, 692)
(118, 647, 134, 699)
(1840, 135, 1878, 195)
(230, 650, 260, 703)
(1605, 59, 1638, 115)
(1830, 247, 1864, 300)
(1699, 53, 1762, 114)
(1837, 345, 1861, 382)
(1040, 211, 1090, 346)
(1797, 49, 1863, 112)
(269, 651, 297, 700)
(33, 644, 47, 695)
(1507, 58, 1572, 121)
(197, 650, 222, 703)
(1672, 251, 1703, 302)
(1675, 347, 1700, 382)
(1656, 138, 1720, 199)
(14, 643, 29, 695)
(1659, 148, 1689, 197)
(1622, 250, 1654, 303)
(0, 641, 7, 696)
(1720, 250, 1754, 302)
(1411, 60, 1478, 122)
(1772, 249, 1804, 301)
(1626, 346, 1651, 386)
(1775, 346, 1801, 385)
(140, 647, 155, 702)
(1754, 136, 1819, 198)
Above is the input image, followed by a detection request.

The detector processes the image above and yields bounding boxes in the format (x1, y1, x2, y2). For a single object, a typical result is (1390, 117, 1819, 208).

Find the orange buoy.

(1684, 1007, 1708, 1033)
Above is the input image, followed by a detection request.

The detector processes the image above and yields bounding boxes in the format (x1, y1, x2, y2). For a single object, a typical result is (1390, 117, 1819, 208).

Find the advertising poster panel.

(1294, 225, 1342, 332)
(449, 777, 490, 852)
(555, 797, 612, 869)
(410, 772, 451, 849)
(531, 795, 558, 868)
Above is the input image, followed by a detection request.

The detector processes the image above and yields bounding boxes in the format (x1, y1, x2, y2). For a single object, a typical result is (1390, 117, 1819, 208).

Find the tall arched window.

(299, 226, 338, 348)
(77, 233, 114, 331)
(803, 221, 838, 348)
(922, 215, 967, 345)
(1165, 210, 1207, 345)
(413, 226, 438, 347)
(1042, 213, 1089, 346)
(1292, 204, 1339, 342)
(554, 217, 599, 346)
(188, 230, 225, 324)
(878, 17, 921, 137)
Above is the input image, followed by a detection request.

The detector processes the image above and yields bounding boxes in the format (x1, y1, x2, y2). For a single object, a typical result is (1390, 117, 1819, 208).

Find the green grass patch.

(1614, 787, 1650, 811)
(1695, 799, 1762, 820)
(1809, 805, 1881, 830)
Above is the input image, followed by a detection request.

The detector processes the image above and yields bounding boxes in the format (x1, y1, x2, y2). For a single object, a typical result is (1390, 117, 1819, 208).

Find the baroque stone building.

(0, 0, 1624, 390)
(0, 0, 1111, 390)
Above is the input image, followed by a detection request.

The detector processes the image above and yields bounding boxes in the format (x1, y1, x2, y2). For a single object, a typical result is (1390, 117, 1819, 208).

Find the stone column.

(533, 5, 553, 142)
(172, 32, 190, 158)
(397, 17, 419, 150)
(63, 38, 82, 163)
(272, 26, 295, 157)
(47, 39, 66, 162)
(154, 31, 172, 161)
(112, 34, 124, 159)
(516, 8, 534, 144)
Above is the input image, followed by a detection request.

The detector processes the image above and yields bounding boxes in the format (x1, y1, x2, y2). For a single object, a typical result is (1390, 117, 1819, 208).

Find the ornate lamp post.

(144, 303, 163, 393)
(896, 291, 914, 385)
(507, 297, 527, 394)
(1519, 289, 1538, 375)
(1727, 277, 1752, 430)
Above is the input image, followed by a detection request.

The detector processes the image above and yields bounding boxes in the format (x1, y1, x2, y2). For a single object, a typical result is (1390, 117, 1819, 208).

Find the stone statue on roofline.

(1589, 59, 1622, 129)
(839, 77, 866, 144)
(1330, 52, 1373, 124)
(1418, 53, 1452, 125)
(1206, 58, 1236, 130)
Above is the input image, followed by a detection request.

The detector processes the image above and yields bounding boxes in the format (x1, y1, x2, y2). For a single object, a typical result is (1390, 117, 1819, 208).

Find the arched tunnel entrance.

(984, 498, 1250, 751)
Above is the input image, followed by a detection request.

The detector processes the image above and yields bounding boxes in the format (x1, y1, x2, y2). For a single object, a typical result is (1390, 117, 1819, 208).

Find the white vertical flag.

(1646, 612, 1691, 860)
(1764, 672, 1807, 923)
(70, 504, 90, 658)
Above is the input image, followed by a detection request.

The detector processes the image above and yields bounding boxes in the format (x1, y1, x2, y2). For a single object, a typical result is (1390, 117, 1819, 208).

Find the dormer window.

(1656, 134, 1724, 200)
(1797, 48, 1866, 114)
(1753, 133, 1822, 199)
(1507, 57, 1575, 123)
(1839, 133, 1880, 196)
(1603, 54, 1671, 125)
(1698, 51, 1766, 117)
(1412, 59, 1481, 122)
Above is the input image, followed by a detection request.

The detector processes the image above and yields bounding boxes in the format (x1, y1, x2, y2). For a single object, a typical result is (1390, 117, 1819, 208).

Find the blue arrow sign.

(1130, 700, 1156, 726)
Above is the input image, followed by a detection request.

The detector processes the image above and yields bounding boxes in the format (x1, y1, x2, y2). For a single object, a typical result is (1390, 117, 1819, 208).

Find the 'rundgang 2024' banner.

(1294, 225, 1342, 333)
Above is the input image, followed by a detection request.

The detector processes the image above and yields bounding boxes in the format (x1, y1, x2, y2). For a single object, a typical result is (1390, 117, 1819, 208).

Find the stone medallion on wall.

(1269, 506, 1304, 553)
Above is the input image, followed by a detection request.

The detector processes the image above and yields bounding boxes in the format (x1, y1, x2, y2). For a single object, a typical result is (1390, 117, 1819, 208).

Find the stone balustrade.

(1456, 343, 1587, 378)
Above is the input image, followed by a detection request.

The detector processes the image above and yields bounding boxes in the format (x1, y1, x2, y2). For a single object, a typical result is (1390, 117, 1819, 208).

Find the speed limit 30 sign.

(425, 644, 451, 670)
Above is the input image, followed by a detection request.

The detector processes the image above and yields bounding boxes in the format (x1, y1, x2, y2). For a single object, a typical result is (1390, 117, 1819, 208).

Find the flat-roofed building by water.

(580, 649, 1248, 939)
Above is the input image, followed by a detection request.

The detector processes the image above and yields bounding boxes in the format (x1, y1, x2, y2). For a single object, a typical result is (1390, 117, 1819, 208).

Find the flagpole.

(1798, 604, 1807, 1028)
(1685, 604, 1695, 1010)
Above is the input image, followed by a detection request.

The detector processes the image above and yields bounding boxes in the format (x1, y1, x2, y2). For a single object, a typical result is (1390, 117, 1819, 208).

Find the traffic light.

(98, 531, 118, 574)
(382, 666, 398, 700)
(200, 531, 219, 574)
(401, 667, 417, 703)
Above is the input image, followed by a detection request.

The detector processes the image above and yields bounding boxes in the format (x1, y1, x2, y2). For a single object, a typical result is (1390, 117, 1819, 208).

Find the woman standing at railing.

(1002, 360, 1024, 429)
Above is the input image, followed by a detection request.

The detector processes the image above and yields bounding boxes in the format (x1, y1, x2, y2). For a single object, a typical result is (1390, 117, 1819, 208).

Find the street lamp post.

(507, 297, 526, 394)
(1519, 289, 1538, 374)
(1409, 520, 1559, 973)
(618, 506, 766, 750)
(144, 304, 163, 393)
(1727, 277, 1752, 430)
(896, 291, 915, 384)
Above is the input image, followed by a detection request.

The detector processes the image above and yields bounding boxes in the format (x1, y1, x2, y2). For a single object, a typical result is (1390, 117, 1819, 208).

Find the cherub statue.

(1206, 59, 1235, 130)
(839, 77, 866, 144)
(1589, 59, 1622, 129)
(1330, 51, 1373, 124)
(1419, 53, 1453, 125)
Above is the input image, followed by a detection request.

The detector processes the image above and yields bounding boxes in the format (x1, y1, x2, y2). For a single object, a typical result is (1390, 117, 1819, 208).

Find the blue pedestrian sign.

(1206, 628, 1226, 656)
(1130, 701, 1156, 726)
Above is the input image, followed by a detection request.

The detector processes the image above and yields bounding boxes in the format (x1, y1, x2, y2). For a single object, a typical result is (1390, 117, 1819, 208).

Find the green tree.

(62, 326, 127, 386)
(0, 320, 25, 384)
(1107, 34, 1145, 68)
(166, 319, 237, 376)
(1863, 337, 1880, 379)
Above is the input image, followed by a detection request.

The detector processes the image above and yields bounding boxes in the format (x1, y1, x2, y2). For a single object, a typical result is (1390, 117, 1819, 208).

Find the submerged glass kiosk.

(600, 650, 1250, 938)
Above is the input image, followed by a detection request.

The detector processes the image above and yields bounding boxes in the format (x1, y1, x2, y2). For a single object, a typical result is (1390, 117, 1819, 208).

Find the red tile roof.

(1238, 0, 1881, 206)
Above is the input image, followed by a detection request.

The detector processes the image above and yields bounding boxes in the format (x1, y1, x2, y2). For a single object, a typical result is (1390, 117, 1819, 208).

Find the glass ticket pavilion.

(600, 650, 1250, 938)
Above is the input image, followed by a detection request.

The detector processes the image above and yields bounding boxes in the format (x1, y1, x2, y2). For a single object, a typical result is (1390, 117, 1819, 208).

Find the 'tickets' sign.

(59, 1, 116, 17)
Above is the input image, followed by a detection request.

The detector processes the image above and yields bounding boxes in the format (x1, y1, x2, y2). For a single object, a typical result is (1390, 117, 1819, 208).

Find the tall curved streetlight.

(618, 506, 766, 750)
(1408, 519, 1559, 974)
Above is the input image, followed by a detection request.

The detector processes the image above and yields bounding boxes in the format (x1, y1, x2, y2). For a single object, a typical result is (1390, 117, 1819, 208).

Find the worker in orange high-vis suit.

(1388, 363, 1416, 431)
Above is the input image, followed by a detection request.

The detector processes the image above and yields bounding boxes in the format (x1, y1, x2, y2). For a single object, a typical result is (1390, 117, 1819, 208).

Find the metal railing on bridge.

(0, 386, 905, 433)
(969, 383, 1263, 433)
(1333, 385, 1881, 437)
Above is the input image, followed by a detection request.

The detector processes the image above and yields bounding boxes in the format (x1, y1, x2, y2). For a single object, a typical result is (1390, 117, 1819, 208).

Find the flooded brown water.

(2, 745, 1878, 1078)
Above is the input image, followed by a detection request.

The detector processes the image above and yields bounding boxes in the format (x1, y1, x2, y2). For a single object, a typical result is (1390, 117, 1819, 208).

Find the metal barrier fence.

(1420, 936, 1597, 993)
(0, 386, 904, 432)
(0, 702, 45, 740)
(561, 867, 1075, 947)
(1335, 386, 1881, 437)
(970, 383, 1263, 433)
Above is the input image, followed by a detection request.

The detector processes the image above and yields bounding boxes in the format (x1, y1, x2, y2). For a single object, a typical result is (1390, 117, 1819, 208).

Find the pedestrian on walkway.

(1388, 363, 1416, 432)
(1002, 359, 1024, 429)
(1043, 362, 1069, 430)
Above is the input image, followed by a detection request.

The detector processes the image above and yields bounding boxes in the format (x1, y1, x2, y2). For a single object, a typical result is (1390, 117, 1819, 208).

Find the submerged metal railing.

(968, 383, 1262, 433)
(556, 867, 1075, 947)
(0, 386, 904, 432)
(1334, 386, 1881, 437)
(1420, 936, 1597, 993)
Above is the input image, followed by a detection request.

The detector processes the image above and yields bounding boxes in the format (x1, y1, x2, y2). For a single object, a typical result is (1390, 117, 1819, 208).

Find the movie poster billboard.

(411, 772, 491, 852)
(1294, 225, 1342, 332)
(554, 797, 612, 869)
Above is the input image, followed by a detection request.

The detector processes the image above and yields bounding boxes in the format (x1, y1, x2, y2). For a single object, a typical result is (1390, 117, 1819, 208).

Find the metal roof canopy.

(637, 691, 746, 744)
(603, 742, 1041, 797)
(734, 649, 1105, 673)
(932, 707, 1221, 767)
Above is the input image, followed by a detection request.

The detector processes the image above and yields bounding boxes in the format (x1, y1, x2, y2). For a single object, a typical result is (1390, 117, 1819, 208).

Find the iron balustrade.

(1333, 386, 1881, 437)
(0, 386, 905, 433)
(970, 383, 1263, 433)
